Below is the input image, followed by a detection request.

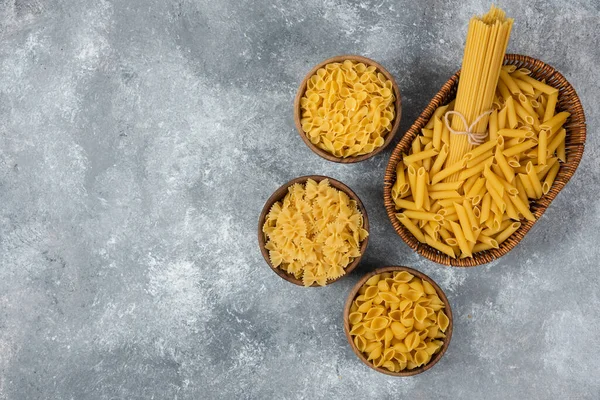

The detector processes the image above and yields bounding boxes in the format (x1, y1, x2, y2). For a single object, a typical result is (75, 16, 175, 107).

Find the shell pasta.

(299, 60, 396, 158)
(348, 271, 449, 372)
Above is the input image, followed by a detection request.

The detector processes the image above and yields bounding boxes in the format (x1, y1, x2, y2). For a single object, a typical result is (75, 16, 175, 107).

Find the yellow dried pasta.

(348, 271, 449, 372)
(300, 60, 395, 158)
(392, 65, 569, 259)
(263, 179, 368, 286)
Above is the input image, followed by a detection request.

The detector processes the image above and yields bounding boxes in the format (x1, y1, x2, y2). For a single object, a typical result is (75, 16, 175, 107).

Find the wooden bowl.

(258, 175, 370, 286)
(294, 55, 402, 163)
(383, 54, 586, 266)
(343, 266, 453, 376)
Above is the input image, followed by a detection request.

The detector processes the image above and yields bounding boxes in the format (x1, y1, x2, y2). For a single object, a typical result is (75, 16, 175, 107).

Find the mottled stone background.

(0, 0, 598, 399)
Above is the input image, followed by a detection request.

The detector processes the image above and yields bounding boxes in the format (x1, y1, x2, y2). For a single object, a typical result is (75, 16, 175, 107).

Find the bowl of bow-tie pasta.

(258, 175, 369, 287)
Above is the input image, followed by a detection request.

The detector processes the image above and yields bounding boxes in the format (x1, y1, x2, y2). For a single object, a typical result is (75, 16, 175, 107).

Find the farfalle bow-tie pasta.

(299, 60, 396, 158)
(262, 179, 368, 286)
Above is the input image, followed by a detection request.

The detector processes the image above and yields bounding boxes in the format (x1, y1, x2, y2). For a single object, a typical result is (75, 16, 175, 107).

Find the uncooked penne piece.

(525, 161, 543, 199)
(430, 144, 449, 178)
(505, 96, 518, 129)
(402, 210, 444, 222)
(518, 173, 536, 199)
(403, 148, 439, 165)
(396, 213, 426, 243)
(543, 91, 558, 123)
(425, 235, 456, 258)
(433, 116, 443, 151)
(415, 167, 427, 209)
(479, 193, 492, 224)
(498, 105, 508, 130)
(431, 159, 467, 184)
(449, 221, 472, 257)
(538, 130, 548, 165)
(429, 181, 463, 192)
(519, 75, 558, 95)
(502, 140, 537, 157)
(457, 156, 494, 181)
(542, 162, 561, 194)
(486, 180, 506, 213)
(394, 199, 420, 211)
(489, 109, 499, 141)
(509, 194, 535, 221)
(497, 129, 534, 139)
(454, 202, 475, 243)
(540, 111, 570, 134)
(429, 190, 462, 200)
(495, 222, 521, 245)
(499, 70, 521, 95)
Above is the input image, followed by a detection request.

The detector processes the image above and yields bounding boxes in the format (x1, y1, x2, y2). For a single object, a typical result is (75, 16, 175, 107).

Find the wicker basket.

(383, 54, 586, 267)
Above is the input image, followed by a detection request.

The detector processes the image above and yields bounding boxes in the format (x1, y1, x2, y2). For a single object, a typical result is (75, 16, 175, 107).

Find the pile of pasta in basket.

(391, 6, 569, 259)
(392, 67, 568, 258)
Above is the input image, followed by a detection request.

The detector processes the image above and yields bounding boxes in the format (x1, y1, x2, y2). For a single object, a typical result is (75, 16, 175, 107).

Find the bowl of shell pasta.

(294, 55, 402, 163)
(343, 266, 452, 376)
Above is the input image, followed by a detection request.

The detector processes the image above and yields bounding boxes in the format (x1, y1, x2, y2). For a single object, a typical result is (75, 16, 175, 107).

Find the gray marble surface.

(0, 0, 599, 399)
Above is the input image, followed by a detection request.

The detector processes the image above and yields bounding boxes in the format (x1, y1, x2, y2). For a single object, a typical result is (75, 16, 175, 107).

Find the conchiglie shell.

(388, 310, 402, 321)
(394, 271, 414, 283)
(438, 310, 450, 332)
(394, 351, 407, 364)
(364, 286, 379, 299)
(407, 360, 418, 370)
(399, 299, 412, 312)
(364, 330, 376, 341)
(425, 341, 441, 356)
(350, 303, 359, 313)
(427, 325, 439, 339)
(377, 280, 390, 292)
(392, 342, 409, 354)
(400, 317, 414, 329)
(414, 349, 429, 366)
(414, 305, 428, 323)
(375, 328, 387, 341)
(357, 300, 373, 313)
(398, 360, 408, 371)
(404, 331, 420, 352)
(365, 274, 381, 286)
(403, 289, 422, 302)
(382, 360, 396, 372)
(390, 321, 408, 339)
(422, 280, 437, 295)
(349, 312, 363, 325)
(413, 319, 431, 332)
(418, 330, 429, 342)
(409, 280, 424, 294)
(366, 344, 383, 361)
(384, 327, 394, 349)
(370, 316, 390, 332)
(395, 283, 410, 295)
(383, 348, 395, 362)
(372, 294, 384, 305)
(379, 292, 400, 303)
(349, 323, 366, 336)
(373, 355, 386, 368)
(388, 301, 400, 311)
(354, 335, 367, 352)
(364, 307, 384, 320)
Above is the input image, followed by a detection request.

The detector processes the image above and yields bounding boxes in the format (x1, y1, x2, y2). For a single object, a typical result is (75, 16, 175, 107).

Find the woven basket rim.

(383, 54, 586, 267)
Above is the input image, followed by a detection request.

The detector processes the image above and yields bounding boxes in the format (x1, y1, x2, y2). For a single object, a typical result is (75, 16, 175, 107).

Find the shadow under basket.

(383, 54, 586, 267)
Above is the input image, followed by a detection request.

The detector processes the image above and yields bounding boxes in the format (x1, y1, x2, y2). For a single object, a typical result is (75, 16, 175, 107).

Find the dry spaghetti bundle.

(445, 5, 514, 180)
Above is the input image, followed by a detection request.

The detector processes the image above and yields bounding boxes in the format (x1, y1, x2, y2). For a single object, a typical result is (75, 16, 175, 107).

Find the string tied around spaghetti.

(444, 110, 493, 145)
